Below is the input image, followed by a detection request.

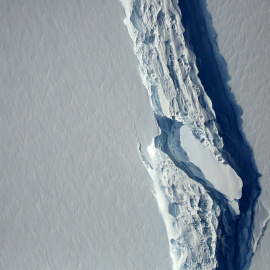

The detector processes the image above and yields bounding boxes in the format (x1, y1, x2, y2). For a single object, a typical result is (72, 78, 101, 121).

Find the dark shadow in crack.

(177, 0, 261, 269)
(154, 114, 237, 269)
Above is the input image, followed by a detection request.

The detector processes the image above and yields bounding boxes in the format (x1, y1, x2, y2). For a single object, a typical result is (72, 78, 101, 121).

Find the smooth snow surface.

(204, 0, 270, 269)
(0, 0, 172, 269)
(180, 124, 242, 205)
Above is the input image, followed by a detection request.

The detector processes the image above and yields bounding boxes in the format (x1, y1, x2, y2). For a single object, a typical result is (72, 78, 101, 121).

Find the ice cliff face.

(120, 0, 245, 269)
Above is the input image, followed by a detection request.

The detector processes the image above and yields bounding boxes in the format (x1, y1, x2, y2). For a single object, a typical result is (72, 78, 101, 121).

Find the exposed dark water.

(177, 0, 261, 269)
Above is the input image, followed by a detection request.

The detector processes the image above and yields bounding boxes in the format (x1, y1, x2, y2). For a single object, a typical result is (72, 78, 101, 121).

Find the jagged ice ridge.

(120, 0, 245, 269)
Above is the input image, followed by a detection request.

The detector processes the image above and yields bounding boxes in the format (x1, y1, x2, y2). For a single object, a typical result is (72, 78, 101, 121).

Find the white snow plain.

(0, 0, 172, 269)
(205, 0, 270, 268)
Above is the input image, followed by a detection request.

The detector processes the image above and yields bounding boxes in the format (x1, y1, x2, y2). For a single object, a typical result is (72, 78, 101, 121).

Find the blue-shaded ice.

(120, 0, 259, 269)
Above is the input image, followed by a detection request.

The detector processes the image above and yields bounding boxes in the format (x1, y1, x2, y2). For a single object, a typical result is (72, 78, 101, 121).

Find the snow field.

(0, 0, 171, 269)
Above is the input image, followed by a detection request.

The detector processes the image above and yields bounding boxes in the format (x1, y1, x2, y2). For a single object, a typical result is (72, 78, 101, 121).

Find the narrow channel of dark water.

(177, 0, 261, 269)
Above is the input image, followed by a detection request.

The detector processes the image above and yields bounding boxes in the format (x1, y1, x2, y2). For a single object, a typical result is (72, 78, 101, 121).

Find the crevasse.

(120, 0, 249, 269)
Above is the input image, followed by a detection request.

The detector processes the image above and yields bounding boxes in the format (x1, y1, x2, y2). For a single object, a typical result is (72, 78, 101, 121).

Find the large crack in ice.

(120, 0, 260, 269)
(177, 0, 261, 269)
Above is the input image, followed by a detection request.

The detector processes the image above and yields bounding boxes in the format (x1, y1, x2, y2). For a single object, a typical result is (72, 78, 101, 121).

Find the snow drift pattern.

(120, 0, 245, 269)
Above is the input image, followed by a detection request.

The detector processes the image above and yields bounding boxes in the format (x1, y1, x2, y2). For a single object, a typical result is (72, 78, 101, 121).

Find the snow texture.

(0, 0, 172, 269)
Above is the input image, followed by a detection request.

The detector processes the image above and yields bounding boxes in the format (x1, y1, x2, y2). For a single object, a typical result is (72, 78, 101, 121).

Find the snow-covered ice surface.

(0, 0, 172, 269)
(2, 0, 267, 268)
(204, 0, 270, 269)
(120, 0, 261, 269)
